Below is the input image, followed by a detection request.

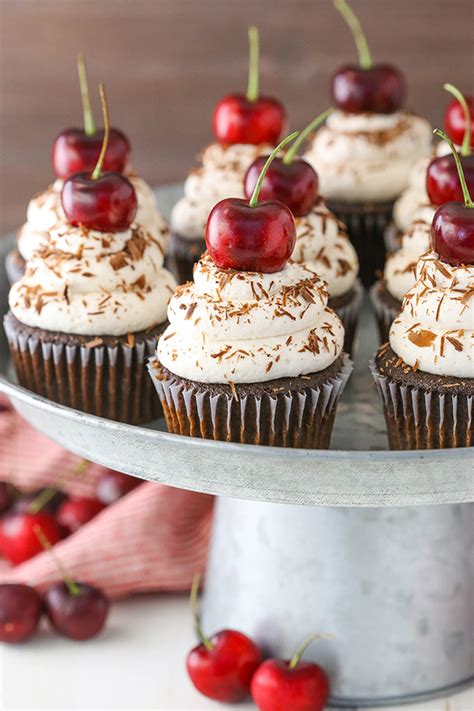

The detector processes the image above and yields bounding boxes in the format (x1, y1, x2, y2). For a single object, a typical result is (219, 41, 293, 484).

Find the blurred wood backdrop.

(0, 0, 472, 235)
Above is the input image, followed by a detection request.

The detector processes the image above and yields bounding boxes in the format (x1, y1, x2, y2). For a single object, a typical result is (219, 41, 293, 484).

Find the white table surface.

(0, 593, 472, 711)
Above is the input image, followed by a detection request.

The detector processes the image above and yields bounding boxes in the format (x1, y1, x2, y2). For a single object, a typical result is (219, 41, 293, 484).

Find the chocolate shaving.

(408, 329, 436, 348)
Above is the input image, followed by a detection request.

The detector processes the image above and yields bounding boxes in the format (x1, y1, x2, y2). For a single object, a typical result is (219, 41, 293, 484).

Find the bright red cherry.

(0, 512, 64, 565)
(431, 130, 474, 266)
(207, 133, 298, 272)
(52, 55, 130, 180)
(45, 582, 109, 641)
(332, 0, 405, 114)
(212, 27, 286, 145)
(426, 155, 474, 206)
(251, 634, 332, 711)
(61, 84, 137, 233)
(186, 576, 262, 702)
(96, 469, 141, 505)
(444, 91, 474, 150)
(0, 584, 43, 643)
(57, 497, 105, 533)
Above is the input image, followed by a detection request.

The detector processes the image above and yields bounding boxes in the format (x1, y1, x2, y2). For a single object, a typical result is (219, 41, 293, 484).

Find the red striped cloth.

(0, 394, 214, 597)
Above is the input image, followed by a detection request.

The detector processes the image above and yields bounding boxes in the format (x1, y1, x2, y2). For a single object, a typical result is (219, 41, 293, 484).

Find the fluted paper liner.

(333, 279, 364, 357)
(4, 315, 164, 425)
(370, 281, 401, 345)
(370, 359, 473, 450)
(149, 354, 352, 449)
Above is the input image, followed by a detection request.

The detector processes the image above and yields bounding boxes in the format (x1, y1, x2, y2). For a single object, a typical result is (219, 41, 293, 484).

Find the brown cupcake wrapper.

(5, 249, 26, 286)
(333, 279, 364, 357)
(4, 317, 163, 425)
(326, 200, 394, 288)
(148, 354, 353, 449)
(370, 359, 473, 450)
(370, 281, 401, 345)
(383, 222, 402, 253)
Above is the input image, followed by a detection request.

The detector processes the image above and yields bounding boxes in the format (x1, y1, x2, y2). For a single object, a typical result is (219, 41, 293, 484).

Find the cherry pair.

(186, 576, 331, 710)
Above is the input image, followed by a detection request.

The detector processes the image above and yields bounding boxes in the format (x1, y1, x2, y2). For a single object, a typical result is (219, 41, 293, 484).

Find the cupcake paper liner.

(4, 314, 164, 425)
(148, 354, 353, 449)
(170, 233, 206, 284)
(331, 279, 364, 357)
(370, 281, 402, 345)
(384, 222, 402, 253)
(5, 249, 26, 286)
(370, 359, 473, 450)
(326, 200, 394, 288)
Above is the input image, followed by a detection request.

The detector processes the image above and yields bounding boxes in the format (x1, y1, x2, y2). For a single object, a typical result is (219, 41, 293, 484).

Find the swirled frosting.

(9, 222, 176, 336)
(303, 111, 432, 203)
(390, 251, 474, 377)
(170, 142, 271, 239)
(292, 200, 359, 298)
(17, 175, 169, 261)
(157, 253, 344, 383)
(384, 204, 436, 301)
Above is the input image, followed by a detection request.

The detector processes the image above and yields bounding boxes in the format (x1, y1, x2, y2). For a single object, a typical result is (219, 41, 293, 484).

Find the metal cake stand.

(1, 185, 472, 706)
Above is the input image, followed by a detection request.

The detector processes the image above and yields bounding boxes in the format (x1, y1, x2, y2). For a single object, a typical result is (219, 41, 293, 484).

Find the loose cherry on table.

(251, 634, 332, 711)
(0, 584, 43, 643)
(57, 496, 105, 533)
(207, 132, 298, 272)
(244, 109, 333, 217)
(34, 526, 109, 641)
(212, 26, 286, 145)
(331, 0, 405, 113)
(96, 469, 141, 505)
(186, 575, 262, 702)
(431, 129, 474, 266)
(52, 54, 130, 180)
(61, 83, 137, 233)
(0, 511, 64, 565)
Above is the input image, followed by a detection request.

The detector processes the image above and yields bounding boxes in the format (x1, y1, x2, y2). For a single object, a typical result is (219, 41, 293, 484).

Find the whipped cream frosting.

(170, 142, 271, 240)
(292, 201, 359, 298)
(158, 253, 344, 383)
(10, 222, 176, 337)
(390, 251, 474, 378)
(17, 175, 169, 261)
(384, 204, 436, 301)
(303, 110, 432, 203)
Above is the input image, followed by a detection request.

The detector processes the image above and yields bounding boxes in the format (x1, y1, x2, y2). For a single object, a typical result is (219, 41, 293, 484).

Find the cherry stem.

(249, 131, 299, 208)
(77, 53, 95, 137)
(334, 0, 372, 70)
(28, 458, 91, 515)
(288, 632, 335, 670)
(33, 525, 81, 597)
(190, 573, 213, 651)
(443, 83, 471, 157)
(91, 84, 110, 180)
(283, 108, 334, 164)
(246, 26, 260, 102)
(434, 128, 474, 208)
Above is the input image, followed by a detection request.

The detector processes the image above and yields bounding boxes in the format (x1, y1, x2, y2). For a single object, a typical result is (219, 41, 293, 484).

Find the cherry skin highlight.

(44, 581, 109, 641)
(244, 156, 319, 217)
(57, 497, 105, 533)
(426, 154, 474, 206)
(52, 128, 130, 180)
(213, 94, 286, 145)
(431, 202, 474, 266)
(187, 629, 262, 702)
(331, 64, 405, 114)
(0, 584, 43, 643)
(0, 512, 64, 565)
(444, 96, 474, 150)
(61, 172, 137, 233)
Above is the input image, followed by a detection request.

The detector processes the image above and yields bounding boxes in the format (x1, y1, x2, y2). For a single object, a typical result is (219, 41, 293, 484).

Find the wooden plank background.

(0, 0, 472, 235)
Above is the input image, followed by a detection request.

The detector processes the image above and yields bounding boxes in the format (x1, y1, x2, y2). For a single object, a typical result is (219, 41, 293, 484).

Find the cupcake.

(170, 27, 286, 283)
(371, 132, 473, 449)
(242, 114, 361, 355)
(150, 137, 352, 448)
(303, 0, 431, 286)
(4, 87, 176, 424)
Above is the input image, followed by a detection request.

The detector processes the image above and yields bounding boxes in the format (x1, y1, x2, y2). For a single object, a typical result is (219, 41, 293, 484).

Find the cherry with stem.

(77, 53, 95, 137)
(444, 83, 474, 152)
(443, 83, 471, 157)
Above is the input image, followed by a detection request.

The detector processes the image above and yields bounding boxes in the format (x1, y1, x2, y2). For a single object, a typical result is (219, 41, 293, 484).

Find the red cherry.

(212, 27, 286, 145)
(0, 584, 43, 643)
(426, 154, 474, 206)
(244, 156, 318, 217)
(251, 634, 331, 711)
(13, 488, 67, 515)
(57, 497, 105, 533)
(444, 96, 474, 150)
(96, 470, 141, 505)
(0, 512, 64, 565)
(52, 128, 130, 181)
(44, 582, 109, 641)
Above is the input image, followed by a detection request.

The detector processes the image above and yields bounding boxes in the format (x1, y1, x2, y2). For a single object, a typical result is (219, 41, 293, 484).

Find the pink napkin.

(0, 395, 214, 597)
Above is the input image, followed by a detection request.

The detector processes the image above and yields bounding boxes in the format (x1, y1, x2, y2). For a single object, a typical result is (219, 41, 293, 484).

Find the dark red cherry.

(0, 584, 43, 643)
(426, 154, 474, 206)
(0, 481, 16, 514)
(332, 64, 405, 114)
(57, 497, 105, 533)
(44, 582, 109, 641)
(61, 172, 137, 233)
(212, 26, 286, 145)
(244, 156, 318, 217)
(444, 95, 474, 150)
(0, 512, 64, 565)
(207, 133, 298, 272)
(13, 488, 67, 515)
(52, 128, 130, 181)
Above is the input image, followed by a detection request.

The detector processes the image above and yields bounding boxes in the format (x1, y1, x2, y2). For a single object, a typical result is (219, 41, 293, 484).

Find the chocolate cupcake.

(5, 217, 176, 424)
(371, 252, 473, 450)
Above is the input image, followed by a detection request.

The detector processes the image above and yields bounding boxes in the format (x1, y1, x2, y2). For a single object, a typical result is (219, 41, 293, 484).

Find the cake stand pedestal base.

(202, 498, 473, 706)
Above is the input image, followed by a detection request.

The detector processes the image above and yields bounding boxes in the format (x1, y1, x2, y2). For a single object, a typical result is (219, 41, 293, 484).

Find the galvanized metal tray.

(1, 185, 472, 507)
